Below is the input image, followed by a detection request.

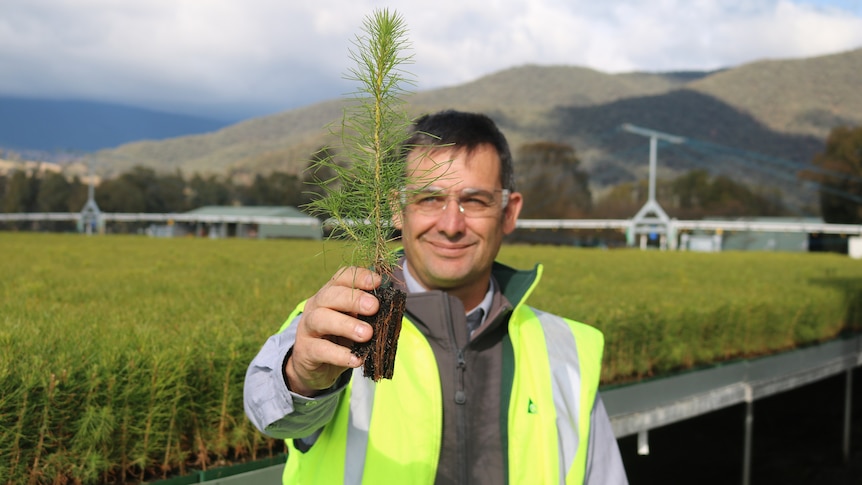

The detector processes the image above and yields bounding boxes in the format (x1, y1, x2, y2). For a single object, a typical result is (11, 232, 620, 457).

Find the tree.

(591, 181, 645, 219)
(97, 176, 146, 213)
(35, 172, 72, 212)
(2, 171, 37, 213)
(238, 174, 268, 206)
(31, 172, 76, 231)
(188, 173, 232, 208)
(670, 169, 711, 211)
(305, 9, 414, 281)
(300, 147, 340, 214)
(515, 141, 591, 219)
(593, 169, 787, 219)
(304, 8, 413, 381)
(811, 126, 862, 224)
(266, 171, 304, 207)
(146, 170, 188, 213)
(67, 176, 89, 213)
(237, 171, 304, 207)
(96, 166, 188, 213)
(1, 171, 38, 230)
(668, 169, 785, 218)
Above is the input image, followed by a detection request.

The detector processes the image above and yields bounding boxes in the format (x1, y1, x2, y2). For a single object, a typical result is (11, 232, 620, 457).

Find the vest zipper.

(456, 346, 470, 485)
(455, 349, 467, 404)
(443, 297, 470, 484)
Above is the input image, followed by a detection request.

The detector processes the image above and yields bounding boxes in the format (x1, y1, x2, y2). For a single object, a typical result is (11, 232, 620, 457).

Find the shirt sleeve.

(243, 315, 349, 440)
(584, 394, 630, 485)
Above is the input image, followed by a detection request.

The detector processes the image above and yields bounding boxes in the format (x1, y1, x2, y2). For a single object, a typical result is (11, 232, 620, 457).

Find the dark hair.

(403, 110, 515, 191)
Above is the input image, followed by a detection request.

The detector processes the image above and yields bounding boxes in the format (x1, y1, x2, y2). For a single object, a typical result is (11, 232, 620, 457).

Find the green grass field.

(2, 232, 861, 483)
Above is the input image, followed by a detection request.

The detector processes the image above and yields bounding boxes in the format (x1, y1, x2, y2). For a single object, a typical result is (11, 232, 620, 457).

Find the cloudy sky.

(2, 0, 861, 122)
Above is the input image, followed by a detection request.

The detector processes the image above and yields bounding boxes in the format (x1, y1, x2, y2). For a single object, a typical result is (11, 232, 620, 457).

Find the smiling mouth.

(429, 240, 473, 254)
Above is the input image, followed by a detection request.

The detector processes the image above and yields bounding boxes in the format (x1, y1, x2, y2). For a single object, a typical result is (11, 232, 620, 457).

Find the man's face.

(396, 144, 522, 306)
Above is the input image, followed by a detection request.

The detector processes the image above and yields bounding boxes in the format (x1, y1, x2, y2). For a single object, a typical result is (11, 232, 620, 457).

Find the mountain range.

(3, 47, 860, 209)
(0, 97, 230, 154)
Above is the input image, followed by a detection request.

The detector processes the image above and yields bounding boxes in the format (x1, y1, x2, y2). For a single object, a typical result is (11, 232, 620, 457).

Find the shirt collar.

(402, 259, 494, 325)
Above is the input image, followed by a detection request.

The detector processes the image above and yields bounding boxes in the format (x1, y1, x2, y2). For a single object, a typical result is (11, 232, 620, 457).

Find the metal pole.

(742, 388, 753, 485)
(649, 136, 657, 203)
(637, 430, 650, 455)
(844, 368, 853, 464)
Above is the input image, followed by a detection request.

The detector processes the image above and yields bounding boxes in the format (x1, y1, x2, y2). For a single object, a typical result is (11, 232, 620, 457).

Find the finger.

(332, 266, 382, 292)
(308, 280, 380, 318)
(300, 306, 373, 343)
(292, 318, 365, 375)
(304, 336, 365, 369)
(287, 339, 364, 395)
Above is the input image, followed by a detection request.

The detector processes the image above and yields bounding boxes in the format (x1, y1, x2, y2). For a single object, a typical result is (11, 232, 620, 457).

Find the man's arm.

(243, 319, 349, 439)
(584, 394, 629, 485)
(244, 266, 380, 439)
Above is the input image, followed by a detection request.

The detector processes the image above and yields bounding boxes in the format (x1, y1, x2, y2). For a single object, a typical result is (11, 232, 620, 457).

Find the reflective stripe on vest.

(508, 306, 604, 484)
(283, 306, 603, 484)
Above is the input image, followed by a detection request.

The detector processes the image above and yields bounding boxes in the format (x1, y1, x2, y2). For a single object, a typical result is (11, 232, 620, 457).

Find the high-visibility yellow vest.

(281, 269, 604, 484)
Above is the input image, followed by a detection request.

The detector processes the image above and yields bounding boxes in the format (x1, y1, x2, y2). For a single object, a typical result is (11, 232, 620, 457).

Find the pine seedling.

(305, 8, 414, 278)
(304, 8, 414, 380)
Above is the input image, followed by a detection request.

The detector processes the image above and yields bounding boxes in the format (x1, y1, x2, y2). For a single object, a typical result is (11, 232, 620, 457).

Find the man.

(244, 110, 628, 484)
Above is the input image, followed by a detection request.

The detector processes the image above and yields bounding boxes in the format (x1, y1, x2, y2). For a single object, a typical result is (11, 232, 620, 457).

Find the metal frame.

(602, 335, 862, 484)
(2, 213, 860, 238)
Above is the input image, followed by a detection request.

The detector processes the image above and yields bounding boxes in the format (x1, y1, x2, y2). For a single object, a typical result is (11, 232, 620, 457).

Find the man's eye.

(461, 197, 492, 208)
(416, 196, 444, 206)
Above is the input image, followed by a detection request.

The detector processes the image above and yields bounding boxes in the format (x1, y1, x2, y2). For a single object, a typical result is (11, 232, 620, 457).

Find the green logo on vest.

(528, 398, 538, 414)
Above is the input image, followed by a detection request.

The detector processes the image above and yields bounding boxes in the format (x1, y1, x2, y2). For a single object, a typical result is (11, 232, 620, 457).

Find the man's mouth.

(428, 240, 473, 255)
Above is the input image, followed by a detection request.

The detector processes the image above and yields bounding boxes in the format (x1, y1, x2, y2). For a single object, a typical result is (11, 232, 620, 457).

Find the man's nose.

(438, 196, 467, 233)
(441, 195, 465, 214)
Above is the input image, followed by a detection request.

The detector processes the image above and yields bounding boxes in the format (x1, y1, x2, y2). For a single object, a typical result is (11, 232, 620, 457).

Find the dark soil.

(353, 285, 406, 381)
(618, 371, 862, 484)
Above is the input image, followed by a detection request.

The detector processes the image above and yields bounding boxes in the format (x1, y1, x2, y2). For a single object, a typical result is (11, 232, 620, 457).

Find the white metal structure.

(2, 213, 861, 242)
(621, 123, 686, 250)
(602, 335, 862, 485)
(79, 178, 102, 235)
(513, 218, 862, 236)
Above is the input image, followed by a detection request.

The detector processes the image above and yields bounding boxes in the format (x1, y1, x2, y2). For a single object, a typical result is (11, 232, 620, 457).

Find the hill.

(84, 100, 347, 180)
(28, 47, 862, 211)
(0, 97, 230, 153)
(687, 48, 862, 138)
(80, 66, 693, 178)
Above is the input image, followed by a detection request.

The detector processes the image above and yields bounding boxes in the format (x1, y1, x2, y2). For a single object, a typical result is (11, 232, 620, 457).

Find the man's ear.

(502, 191, 523, 235)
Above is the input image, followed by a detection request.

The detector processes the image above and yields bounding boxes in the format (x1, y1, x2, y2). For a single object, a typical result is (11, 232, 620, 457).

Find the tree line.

(0, 165, 325, 216)
(1, 125, 859, 227)
(0, 156, 783, 221)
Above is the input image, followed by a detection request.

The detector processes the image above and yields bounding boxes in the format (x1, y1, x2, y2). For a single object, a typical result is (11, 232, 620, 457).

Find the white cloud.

(0, 0, 860, 120)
